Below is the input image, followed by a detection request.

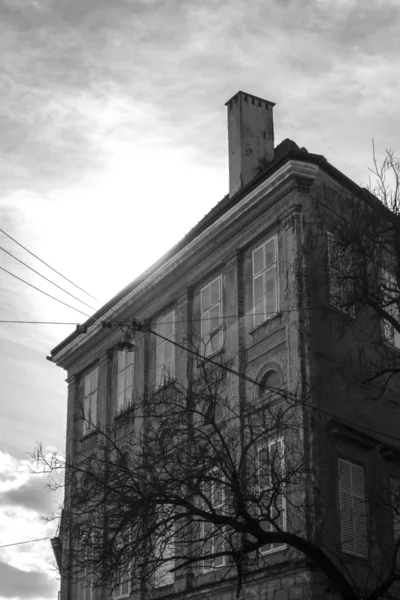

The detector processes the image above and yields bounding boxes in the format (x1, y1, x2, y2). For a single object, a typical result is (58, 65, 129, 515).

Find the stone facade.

(50, 92, 400, 600)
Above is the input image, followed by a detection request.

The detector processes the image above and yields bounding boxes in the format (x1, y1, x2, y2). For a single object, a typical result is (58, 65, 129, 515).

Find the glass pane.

(117, 372, 125, 396)
(254, 299, 265, 327)
(118, 352, 126, 373)
(264, 239, 276, 267)
(126, 351, 134, 367)
(84, 374, 91, 397)
(210, 304, 220, 331)
(117, 390, 125, 410)
(164, 341, 173, 361)
(254, 274, 264, 302)
(201, 285, 210, 311)
(265, 271, 277, 314)
(253, 247, 264, 275)
(156, 344, 164, 367)
(125, 365, 133, 389)
(201, 308, 211, 338)
(91, 368, 98, 392)
(211, 277, 220, 304)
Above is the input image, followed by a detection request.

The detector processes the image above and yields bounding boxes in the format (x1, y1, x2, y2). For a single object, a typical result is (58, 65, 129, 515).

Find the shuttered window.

(381, 270, 400, 348)
(83, 367, 98, 435)
(256, 438, 286, 554)
(253, 236, 278, 327)
(156, 311, 175, 387)
(200, 276, 223, 356)
(338, 459, 367, 557)
(327, 232, 355, 316)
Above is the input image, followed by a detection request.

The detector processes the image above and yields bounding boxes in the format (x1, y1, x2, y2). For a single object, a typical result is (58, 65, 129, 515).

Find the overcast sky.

(1, 0, 400, 598)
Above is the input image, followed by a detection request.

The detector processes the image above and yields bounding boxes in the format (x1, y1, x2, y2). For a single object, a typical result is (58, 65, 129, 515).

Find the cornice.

(52, 160, 319, 367)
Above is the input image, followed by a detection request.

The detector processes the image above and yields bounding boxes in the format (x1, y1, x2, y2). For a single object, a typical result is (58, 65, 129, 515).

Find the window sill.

(249, 312, 281, 336)
(80, 429, 98, 444)
(197, 347, 225, 366)
(114, 403, 135, 422)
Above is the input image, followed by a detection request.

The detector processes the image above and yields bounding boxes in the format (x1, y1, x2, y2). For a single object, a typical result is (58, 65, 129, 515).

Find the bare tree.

(35, 339, 400, 600)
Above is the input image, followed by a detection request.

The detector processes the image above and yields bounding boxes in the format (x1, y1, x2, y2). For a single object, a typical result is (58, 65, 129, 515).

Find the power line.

(0, 245, 96, 311)
(138, 323, 400, 448)
(0, 266, 91, 318)
(0, 228, 100, 302)
(0, 321, 80, 325)
(0, 537, 51, 549)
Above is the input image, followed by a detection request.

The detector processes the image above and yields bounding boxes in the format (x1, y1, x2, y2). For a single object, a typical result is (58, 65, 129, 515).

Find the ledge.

(249, 312, 282, 336)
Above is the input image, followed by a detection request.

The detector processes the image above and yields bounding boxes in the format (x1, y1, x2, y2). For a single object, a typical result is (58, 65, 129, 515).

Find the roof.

(49, 138, 378, 359)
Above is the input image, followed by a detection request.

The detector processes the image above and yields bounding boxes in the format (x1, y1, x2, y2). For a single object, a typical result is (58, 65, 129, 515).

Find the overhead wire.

(143, 324, 400, 448)
(0, 228, 100, 302)
(0, 245, 96, 311)
(0, 266, 91, 318)
(0, 537, 51, 549)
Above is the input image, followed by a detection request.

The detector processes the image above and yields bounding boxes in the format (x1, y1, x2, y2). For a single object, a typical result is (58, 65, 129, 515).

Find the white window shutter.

(338, 459, 367, 557)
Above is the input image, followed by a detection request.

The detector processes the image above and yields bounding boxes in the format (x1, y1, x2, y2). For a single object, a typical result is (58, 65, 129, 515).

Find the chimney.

(225, 91, 275, 197)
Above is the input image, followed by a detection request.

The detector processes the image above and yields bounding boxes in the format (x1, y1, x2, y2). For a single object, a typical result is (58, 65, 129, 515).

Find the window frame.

(200, 275, 223, 357)
(78, 544, 94, 600)
(337, 458, 367, 558)
(390, 477, 400, 552)
(156, 311, 176, 388)
(82, 367, 99, 436)
(252, 235, 279, 328)
(201, 467, 226, 573)
(327, 232, 355, 317)
(381, 269, 400, 349)
(153, 507, 176, 588)
(256, 437, 286, 555)
(116, 351, 134, 413)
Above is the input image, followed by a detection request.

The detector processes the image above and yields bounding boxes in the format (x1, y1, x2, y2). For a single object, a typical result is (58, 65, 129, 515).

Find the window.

(200, 276, 223, 356)
(154, 509, 175, 588)
(390, 478, 400, 549)
(253, 236, 278, 327)
(256, 438, 286, 554)
(327, 232, 355, 316)
(202, 469, 226, 572)
(113, 572, 130, 599)
(83, 367, 98, 435)
(112, 532, 131, 599)
(381, 269, 400, 348)
(156, 311, 175, 387)
(78, 546, 93, 600)
(117, 351, 134, 412)
(338, 459, 367, 557)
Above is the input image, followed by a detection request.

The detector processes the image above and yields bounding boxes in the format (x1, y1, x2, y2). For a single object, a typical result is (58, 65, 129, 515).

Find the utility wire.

(0, 228, 100, 303)
(0, 537, 51, 549)
(0, 266, 91, 318)
(0, 245, 96, 311)
(0, 321, 80, 325)
(141, 324, 400, 448)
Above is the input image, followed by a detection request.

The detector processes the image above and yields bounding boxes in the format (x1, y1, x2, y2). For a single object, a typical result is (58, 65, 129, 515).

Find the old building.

(50, 91, 400, 600)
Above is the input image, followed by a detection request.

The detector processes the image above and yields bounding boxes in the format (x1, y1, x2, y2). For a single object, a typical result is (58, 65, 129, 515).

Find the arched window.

(258, 369, 281, 398)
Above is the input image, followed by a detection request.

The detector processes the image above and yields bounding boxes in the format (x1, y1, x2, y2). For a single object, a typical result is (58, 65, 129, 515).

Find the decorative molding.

(53, 161, 319, 363)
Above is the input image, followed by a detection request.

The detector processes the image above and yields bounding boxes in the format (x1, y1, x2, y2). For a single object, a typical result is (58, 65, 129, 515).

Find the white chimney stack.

(226, 91, 275, 197)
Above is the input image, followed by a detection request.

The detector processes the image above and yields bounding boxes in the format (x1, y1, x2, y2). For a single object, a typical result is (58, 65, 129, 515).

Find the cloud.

(0, 452, 60, 598)
(0, 560, 57, 599)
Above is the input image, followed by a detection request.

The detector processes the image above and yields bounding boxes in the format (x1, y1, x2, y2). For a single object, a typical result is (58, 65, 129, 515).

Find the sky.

(1, 0, 400, 597)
